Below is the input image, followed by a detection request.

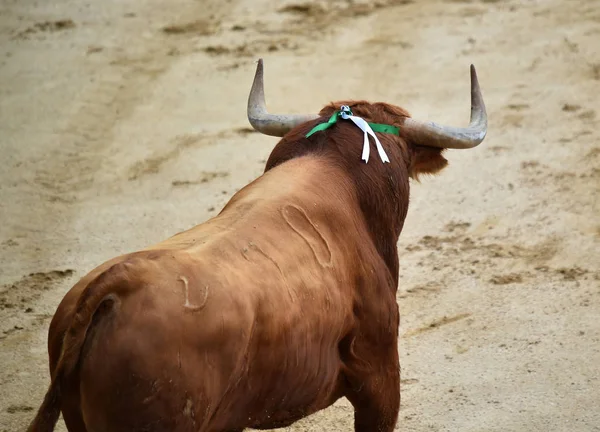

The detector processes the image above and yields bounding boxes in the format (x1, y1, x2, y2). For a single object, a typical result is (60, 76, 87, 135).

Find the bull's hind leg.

(346, 368, 400, 432)
(342, 340, 400, 432)
(62, 408, 88, 432)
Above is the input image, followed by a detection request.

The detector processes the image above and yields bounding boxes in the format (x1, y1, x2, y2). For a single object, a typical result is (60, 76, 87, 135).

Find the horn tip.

(469, 64, 483, 98)
(470, 64, 478, 79)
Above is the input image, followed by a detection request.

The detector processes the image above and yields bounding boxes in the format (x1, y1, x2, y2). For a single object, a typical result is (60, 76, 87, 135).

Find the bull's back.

(51, 159, 367, 430)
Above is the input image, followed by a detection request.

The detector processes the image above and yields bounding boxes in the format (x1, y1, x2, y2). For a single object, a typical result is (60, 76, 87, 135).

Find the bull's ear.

(409, 146, 449, 180)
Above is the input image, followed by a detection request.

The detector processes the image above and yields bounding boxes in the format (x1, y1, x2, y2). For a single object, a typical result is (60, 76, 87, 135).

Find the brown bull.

(28, 59, 487, 432)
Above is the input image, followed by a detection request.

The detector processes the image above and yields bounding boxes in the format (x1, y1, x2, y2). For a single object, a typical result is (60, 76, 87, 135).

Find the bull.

(28, 59, 487, 432)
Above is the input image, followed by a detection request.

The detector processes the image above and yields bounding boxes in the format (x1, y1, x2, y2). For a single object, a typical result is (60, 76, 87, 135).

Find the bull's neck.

(350, 174, 405, 287)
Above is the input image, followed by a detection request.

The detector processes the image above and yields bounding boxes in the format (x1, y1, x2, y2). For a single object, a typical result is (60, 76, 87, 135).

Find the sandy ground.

(1, 0, 599, 431)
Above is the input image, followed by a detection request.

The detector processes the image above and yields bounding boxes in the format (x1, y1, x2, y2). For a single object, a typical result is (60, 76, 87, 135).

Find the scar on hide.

(179, 275, 208, 311)
(183, 398, 194, 419)
(248, 242, 296, 303)
(240, 246, 250, 261)
(281, 204, 332, 267)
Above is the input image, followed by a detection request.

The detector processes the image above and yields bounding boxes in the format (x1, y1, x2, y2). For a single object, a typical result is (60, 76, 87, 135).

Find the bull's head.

(246, 59, 487, 151)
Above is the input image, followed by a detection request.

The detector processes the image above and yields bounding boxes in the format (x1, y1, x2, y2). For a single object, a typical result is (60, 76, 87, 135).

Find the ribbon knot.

(339, 105, 353, 119)
(305, 106, 398, 164)
(338, 105, 390, 164)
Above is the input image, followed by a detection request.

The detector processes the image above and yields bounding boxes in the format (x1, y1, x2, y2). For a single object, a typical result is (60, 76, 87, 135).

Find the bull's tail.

(26, 377, 63, 432)
(27, 263, 127, 432)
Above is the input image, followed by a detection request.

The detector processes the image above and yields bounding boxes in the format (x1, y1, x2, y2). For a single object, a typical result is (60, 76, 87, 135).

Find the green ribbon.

(305, 110, 400, 138)
(305, 112, 339, 138)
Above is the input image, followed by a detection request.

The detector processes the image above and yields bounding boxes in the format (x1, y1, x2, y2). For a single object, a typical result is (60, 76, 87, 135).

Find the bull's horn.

(402, 65, 488, 149)
(247, 59, 319, 137)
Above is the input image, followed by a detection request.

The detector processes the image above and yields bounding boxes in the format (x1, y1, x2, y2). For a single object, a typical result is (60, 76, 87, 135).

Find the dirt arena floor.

(1, 0, 599, 430)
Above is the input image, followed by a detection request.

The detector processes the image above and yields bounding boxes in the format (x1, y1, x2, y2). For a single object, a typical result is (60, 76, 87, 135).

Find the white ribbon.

(339, 107, 390, 164)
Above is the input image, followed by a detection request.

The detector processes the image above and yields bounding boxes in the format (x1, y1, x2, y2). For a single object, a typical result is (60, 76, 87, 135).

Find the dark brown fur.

(28, 101, 449, 432)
